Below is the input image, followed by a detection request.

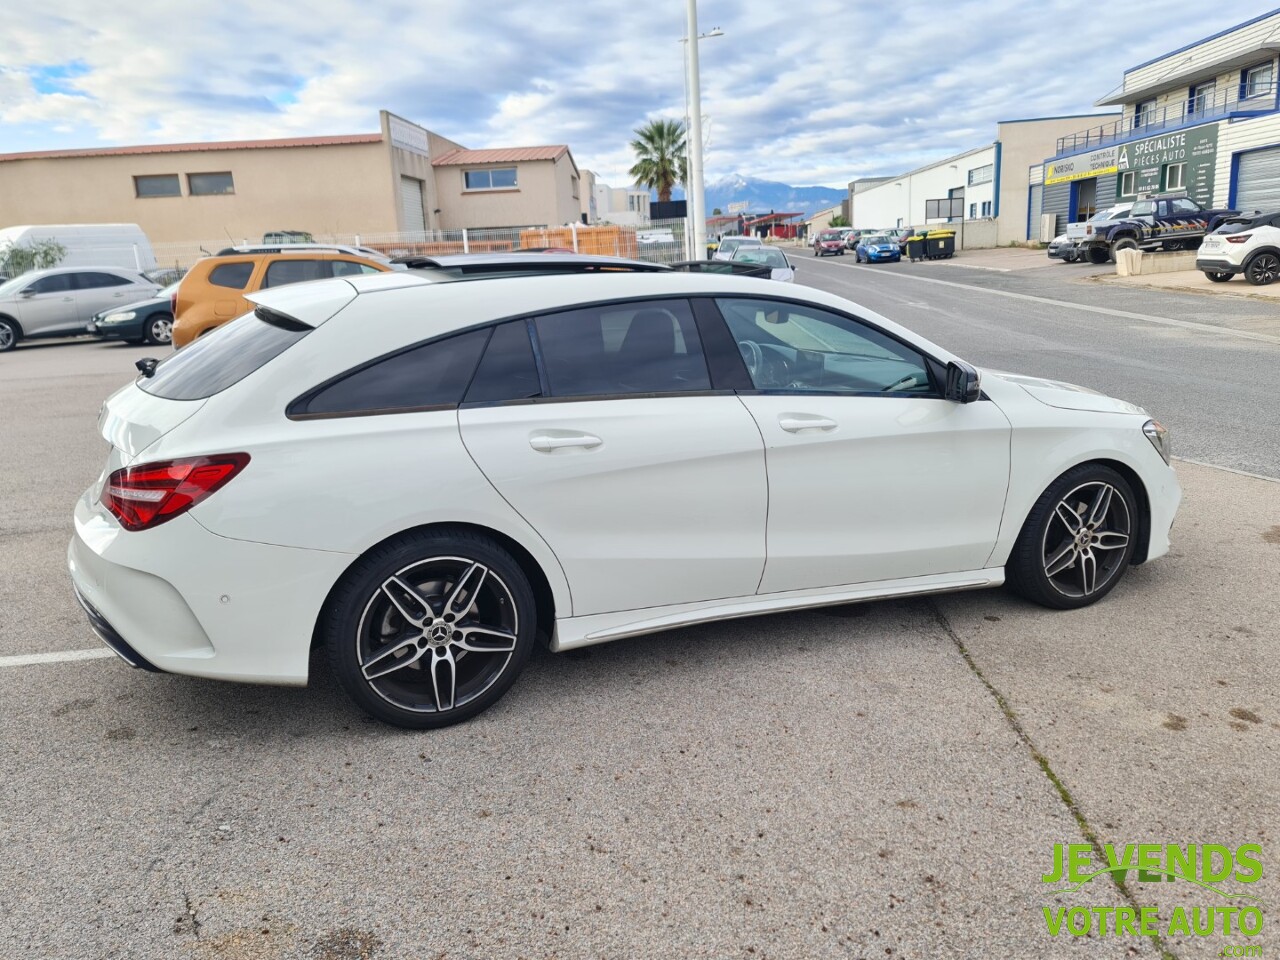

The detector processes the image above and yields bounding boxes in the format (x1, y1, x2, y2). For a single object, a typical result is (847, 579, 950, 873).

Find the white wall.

(1216, 112, 1280, 207)
(852, 146, 997, 230)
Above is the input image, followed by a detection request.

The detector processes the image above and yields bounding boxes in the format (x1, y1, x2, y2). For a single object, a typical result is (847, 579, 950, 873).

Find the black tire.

(144, 312, 174, 346)
(1005, 463, 1139, 610)
(1086, 245, 1111, 265)
(1204, 271, 1233, 283)
(0, 317, 19, 352)
(325, 528, 537, 729)
(1110, 236, 1139, 259)
(837, 249, 844, 256)
(1244, 251, 1280, 286)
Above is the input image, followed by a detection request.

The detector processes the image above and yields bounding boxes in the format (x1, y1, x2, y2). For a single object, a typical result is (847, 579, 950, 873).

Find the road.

(795, 250, 1280, 479)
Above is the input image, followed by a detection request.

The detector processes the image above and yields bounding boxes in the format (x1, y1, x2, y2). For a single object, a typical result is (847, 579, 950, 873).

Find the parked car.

(729, 244, 796, 281)
(813, 232, 846, 256)
(712, 236, 763, 261)
(1195, 211, 1280, 284)
(88, 281, 180, 345)
(218, 243, 397, 263)
(890, 228, 916, 254)
(0, 266, 160, 352)
(854, 234, 902, 264)
(172, 250, 395, 347)
(1076, 194, 1239, 264)
(71, 268, 1179, 729)
(1050, 204, 1136, 263)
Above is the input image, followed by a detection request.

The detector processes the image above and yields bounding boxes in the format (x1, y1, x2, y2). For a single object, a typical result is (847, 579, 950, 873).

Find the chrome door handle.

(529, 433, 602, 452)
(778, 415, 837, 433)
(61, 297, 74, 302)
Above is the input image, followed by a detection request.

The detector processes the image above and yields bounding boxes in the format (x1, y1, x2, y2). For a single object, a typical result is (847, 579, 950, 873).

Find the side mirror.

(19, 289, 35, 298)
(945, 360, 981, 403)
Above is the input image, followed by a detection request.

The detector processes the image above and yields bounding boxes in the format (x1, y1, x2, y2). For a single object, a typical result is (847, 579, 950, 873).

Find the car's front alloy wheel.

(0, 318, 17, 352)
(327, 530, 536, 728)
(1006, 465, 1138, 609)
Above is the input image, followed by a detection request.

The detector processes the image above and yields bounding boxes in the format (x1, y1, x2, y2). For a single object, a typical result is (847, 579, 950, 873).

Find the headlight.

(104, 311, 137, 323)
(1143, 419, 1171, 464)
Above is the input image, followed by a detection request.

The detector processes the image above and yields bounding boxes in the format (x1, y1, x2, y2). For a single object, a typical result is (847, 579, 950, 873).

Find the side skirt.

(549, 568, 1005, 651)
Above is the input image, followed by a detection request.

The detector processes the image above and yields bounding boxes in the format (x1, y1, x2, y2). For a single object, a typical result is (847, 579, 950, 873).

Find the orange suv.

(172, 250, 393, 347)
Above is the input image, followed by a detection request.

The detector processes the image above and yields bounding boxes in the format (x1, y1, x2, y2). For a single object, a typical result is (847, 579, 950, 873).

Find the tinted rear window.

(138, 312, 310, 401)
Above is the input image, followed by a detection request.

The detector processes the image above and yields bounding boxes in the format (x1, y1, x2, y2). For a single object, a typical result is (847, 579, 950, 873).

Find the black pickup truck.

(1077, 194, 1240, 264)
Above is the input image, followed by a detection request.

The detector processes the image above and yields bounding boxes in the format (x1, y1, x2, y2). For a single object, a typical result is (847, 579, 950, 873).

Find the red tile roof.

(432, 145, 569, 166)
(0, 133, 384, 163)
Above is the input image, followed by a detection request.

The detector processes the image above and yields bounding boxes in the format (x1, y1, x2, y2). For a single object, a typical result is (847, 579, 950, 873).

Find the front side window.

(715, 297, 934, 395)
(1246, 62, 1274, 98)
(464, 167, 518, 190)
(1130, 199, 1155, 216)
(188, 172, 235, 196)
(75, 272, 131, 289)
(330, 260, 384, 277)
(533, 299, 711, 397)
(134, 174, 181, 198)
(296, 329, 489, 417)
(207, 262, 255, 289)
(1171, 197, 1200, 214)
(26, 274, 73, 294)
(263, 259, 329, 288)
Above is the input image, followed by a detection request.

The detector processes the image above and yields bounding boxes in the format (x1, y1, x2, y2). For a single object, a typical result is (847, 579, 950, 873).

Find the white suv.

(1196, 213, 1280, 284)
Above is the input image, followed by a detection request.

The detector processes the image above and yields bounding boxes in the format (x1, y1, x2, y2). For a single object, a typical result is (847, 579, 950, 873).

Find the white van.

(0, 223, 157, 274)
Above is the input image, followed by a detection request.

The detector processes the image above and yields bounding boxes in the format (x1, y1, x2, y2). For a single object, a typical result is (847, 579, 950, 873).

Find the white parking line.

(0, 648, 116, 668)
(804, 255, 1280, 346)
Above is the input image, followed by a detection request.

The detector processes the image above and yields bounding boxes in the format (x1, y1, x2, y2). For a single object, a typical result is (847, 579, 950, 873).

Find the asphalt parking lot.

(2, 318, 1277, 958)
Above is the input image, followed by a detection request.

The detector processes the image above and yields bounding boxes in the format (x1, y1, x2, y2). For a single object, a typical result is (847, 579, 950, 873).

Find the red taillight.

(1226, 234, 1252, 244)
(101, 454, 250, 531)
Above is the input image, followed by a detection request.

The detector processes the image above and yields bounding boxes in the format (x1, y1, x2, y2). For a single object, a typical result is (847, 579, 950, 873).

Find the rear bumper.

(67, 487, 355, 685)
(1195, 257, 1242, 275)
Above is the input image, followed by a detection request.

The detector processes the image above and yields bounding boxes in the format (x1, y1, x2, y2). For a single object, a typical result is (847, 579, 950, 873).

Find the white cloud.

(0, 1, 1276, 185)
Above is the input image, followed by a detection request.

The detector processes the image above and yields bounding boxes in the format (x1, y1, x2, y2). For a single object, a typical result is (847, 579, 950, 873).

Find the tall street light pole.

(685, 0, 709, 260)
(680, 24, 722, 259)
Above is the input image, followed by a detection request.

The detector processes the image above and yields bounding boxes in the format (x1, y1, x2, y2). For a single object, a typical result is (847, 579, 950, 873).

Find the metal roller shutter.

(1027, 184, 1043, 240)
(399, 176, 427, 234)
(1235, 147, 1280, 214)
(1042, 181, 1070, 236)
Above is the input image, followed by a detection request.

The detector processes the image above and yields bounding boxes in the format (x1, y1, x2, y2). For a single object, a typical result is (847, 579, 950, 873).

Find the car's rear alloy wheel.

(146, 314, 174, 345)
(327, 530, 536, 728)
(1245, 252, 1280, 286)
(1006, 465, 1138, 609)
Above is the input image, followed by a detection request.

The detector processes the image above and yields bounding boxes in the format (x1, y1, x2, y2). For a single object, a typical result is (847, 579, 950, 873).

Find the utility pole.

(685, 0, 707, 260)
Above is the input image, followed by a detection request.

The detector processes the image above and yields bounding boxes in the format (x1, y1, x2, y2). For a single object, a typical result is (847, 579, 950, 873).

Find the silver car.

(0, 266, 160, 352)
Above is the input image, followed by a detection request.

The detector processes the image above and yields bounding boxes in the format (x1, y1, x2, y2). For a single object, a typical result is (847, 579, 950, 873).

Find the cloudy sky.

(2, 1, 1276, 188)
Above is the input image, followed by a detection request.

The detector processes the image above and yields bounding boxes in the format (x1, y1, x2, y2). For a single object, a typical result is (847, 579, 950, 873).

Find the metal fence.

(149, 219, 692, 276)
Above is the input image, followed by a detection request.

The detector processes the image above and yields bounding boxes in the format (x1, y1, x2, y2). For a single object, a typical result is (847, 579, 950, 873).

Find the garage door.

(399, 175, 427, 234)
(1235, 147, 1280, 214)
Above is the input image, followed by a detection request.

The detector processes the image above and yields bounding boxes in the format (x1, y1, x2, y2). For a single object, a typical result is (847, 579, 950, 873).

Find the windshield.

(819, 233, 841, 241)
(866, 235, 894, 245)
(734, 247, 787, 267)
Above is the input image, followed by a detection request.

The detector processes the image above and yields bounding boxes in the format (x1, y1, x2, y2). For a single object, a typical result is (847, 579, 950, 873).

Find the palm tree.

(628, 119, 688, 203)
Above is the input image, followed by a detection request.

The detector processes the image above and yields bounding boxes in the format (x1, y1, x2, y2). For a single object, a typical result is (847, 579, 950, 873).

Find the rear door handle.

(529, 432, 602, 452)
(778, 414, 838, 433)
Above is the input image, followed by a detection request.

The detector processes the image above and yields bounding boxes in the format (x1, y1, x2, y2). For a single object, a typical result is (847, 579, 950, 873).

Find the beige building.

(0, 111, 583, 242)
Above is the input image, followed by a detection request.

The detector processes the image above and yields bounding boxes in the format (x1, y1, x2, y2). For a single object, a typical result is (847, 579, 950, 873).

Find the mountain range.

(666, 174, 845, 219)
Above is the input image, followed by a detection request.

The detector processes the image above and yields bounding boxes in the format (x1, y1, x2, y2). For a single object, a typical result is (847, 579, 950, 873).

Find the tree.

(712, 207, 722, 216)
(628, 119, 688, 203)
(829, 214, 850, 227)
(0, 239, 67, 276)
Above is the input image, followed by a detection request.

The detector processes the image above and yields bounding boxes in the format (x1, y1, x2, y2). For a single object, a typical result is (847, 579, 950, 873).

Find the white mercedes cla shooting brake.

(69, 268, 1180, 728)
